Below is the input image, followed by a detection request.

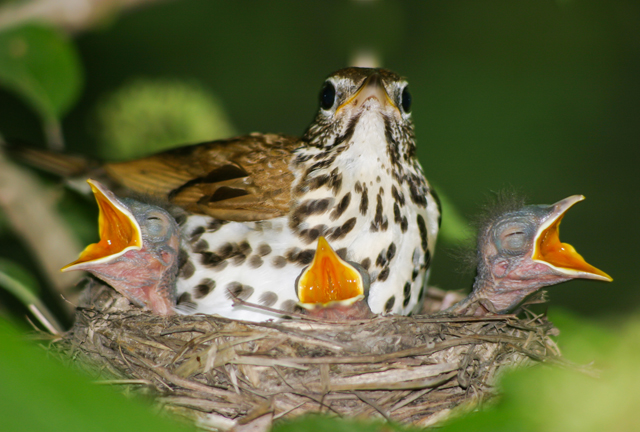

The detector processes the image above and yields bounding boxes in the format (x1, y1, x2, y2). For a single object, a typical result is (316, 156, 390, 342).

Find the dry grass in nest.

(50, 281, 566, 431)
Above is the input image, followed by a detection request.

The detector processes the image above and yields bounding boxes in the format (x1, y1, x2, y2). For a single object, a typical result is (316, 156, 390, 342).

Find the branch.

(0, 0, 175, 34)
(0, 149, 82, 314)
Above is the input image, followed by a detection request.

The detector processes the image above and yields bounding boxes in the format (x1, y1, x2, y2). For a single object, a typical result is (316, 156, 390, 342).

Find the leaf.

(0, 318, 196, 432)
(0, 257, 40, 304)
(432, 185, 473, 245)
(0, 23, 83, 123)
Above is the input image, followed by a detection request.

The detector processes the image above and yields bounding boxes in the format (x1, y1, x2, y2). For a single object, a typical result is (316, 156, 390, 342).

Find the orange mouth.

(62, 180, 142, 271)
(296, 237, 366, 306)
(532, 195, 612, 281)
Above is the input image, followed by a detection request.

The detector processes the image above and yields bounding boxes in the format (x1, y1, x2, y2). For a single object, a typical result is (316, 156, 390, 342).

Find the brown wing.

(103, 133, 300, 221)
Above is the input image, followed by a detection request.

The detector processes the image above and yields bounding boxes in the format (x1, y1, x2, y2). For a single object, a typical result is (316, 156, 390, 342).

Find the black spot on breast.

(194, 278, 216, 299)
(409, 176, 427, 207)
(192, 239, 209, 253)
(285, 247, 301, 263)
(207, 219, 228, 232)
(360, 258, 371, 270)
(176, 292, 196, 310)
(402, 282, 411, 307)
(393, 203, 402, 224)
(259, 291, 278, 307)
(189, 226, 205, 243)
(370, 193, 384, 232)
(391, 185, 405, 207)
(328, 217, 356, 241)
(272, 256, 287, 268)
(387, 243, 396, 261)
(417, 214, 428, 252)
(376, 176, 381, 183)
(331, 192, 351, 221)
(423, 250, 432, 269)
(384, 296, 396, 313)
(330, 168, 343, 194)
(257, 243, 272, 256)
(238, 241, 252, 255)
(307, 173, 330, 191)
(412, 269, 419, 281)
(226, 282, 254, 300)
(248, 255, 263, 268)
(280, 299, 298, 313)
(201, 252, 228, 271)
(376, 250, 387, 267)
(291, 198, 332, 229)
(354, 181, 363, 194)
(400, 216, 408, 233)
(378, 267, 390, 281)
(299, 224, 327, 244)
(403, 295, 411, 308)
(231, 253, 248, 266)
(218, 243, 235, 259)
(359, 185, 368, 215)
(179, 259, 195, 279)
(297, 249, 315, 265)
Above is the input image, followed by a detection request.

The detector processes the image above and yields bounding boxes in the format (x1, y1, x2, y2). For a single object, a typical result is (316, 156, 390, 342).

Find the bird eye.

(320, 82, 336, 110)
(502, 231, 527, 252)
(401, 86, 412, 113)
(145, 213, 168, 237)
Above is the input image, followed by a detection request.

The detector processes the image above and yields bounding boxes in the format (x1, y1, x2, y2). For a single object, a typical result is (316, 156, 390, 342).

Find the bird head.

(303, 68, 415, 161)
(468, 194, 611, 313)
(62, 179, 180, 315)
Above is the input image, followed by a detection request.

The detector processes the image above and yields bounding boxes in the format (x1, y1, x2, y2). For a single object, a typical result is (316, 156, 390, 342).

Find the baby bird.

(62, 180, 180, 315)
(295, 236, 373, 320)
(449, 194, 612, 316)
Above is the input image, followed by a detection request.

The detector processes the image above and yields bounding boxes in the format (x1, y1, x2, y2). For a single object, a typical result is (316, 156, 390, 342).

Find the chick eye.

(502, 231, 527, 252)
(145, 213, 168, 237)
(401, 86, 412, 113)
(320, 82, 336, 110)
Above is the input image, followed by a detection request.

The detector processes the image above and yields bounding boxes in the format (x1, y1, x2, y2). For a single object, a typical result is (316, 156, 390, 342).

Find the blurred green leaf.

(97, 79, 236, 159)
(274, 414, 416, 432)
(0, 318, 195, 432)
(437, 310, 640, 432)
(0, 257, 40, 302)
(0, 258, 63, 333)
(433, 185, 472, 245)
(0, 23, 83, 123)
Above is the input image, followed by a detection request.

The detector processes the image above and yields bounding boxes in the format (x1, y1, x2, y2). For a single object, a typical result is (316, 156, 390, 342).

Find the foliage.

(0, 318, 195, 432)
(0, 23, 82, 127)
(435, 310, 640, 432)
(96, 79, 236, 159)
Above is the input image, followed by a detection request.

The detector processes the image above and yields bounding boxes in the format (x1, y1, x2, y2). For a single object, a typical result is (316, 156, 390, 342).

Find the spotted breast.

(174, 68, 441, 321)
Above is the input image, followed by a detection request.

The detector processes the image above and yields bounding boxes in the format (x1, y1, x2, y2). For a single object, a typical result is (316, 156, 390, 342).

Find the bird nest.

(51, 281, 564, 430)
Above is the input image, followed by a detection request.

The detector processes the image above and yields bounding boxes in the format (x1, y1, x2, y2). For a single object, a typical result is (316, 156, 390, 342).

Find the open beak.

(296, 237, 368, 308)
(62, 179, 142, 272)
(337, 72, 397, 113)
(532, 195, 612, 282)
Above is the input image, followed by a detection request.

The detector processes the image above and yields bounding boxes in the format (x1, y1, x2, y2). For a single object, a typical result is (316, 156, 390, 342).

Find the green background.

(0, 0, 638, 319)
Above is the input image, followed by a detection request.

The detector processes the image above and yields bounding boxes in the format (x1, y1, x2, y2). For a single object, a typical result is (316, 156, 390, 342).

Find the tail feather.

(3, 141, 99, 177)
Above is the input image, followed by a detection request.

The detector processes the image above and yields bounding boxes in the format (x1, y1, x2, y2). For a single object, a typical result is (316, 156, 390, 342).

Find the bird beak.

(337, 73, 397, 113)
(532, 195, 612, 282)
(62, 179, 142, 272)
(296, 237, 368, 308)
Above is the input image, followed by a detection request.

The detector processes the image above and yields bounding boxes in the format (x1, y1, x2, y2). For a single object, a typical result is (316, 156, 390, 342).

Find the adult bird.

(448, 194, 612, 316)
(14, 68, 441, 322)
